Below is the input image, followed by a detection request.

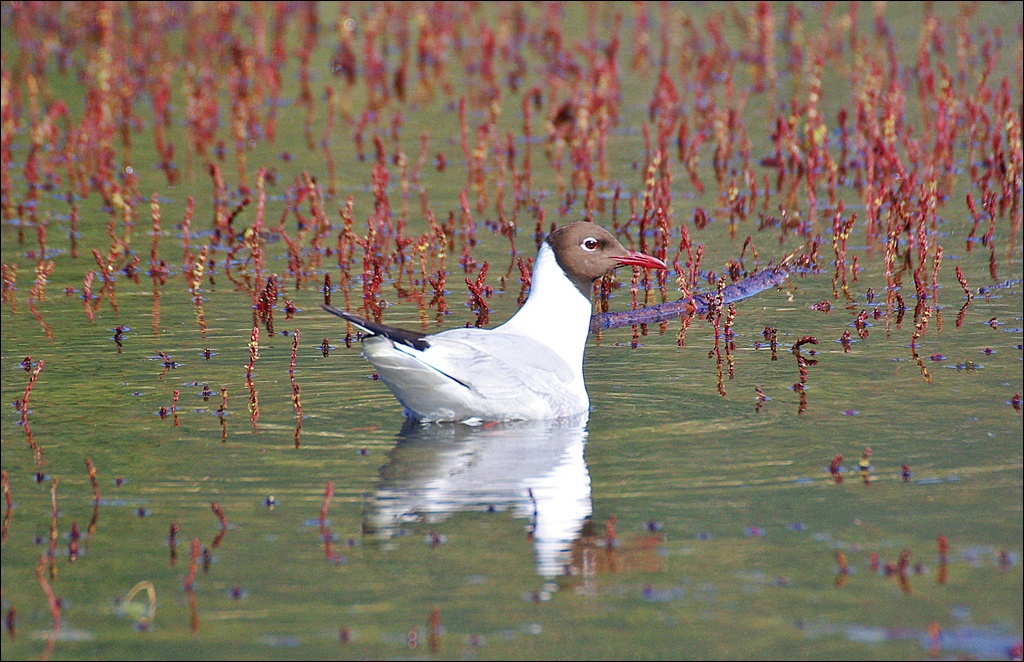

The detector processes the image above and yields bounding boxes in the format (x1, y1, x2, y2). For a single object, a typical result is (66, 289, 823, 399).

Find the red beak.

(616, 250, 667, 271)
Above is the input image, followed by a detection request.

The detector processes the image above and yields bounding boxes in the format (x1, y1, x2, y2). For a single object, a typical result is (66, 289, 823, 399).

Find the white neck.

(496, 243, 593, 378)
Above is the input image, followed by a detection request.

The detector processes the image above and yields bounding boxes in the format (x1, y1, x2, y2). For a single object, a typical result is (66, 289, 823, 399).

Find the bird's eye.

(580, 237, 599, 252)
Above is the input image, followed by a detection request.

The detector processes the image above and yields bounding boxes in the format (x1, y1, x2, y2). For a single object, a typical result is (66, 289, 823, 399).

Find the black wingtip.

(319, 304, 430, 351)
(320, 302, 356, 321)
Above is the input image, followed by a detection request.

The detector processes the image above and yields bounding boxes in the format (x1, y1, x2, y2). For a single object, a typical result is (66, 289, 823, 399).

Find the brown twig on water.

(21, 360, 45, 468)
(429, 607, 441, 653)
(35, 554, 61, 658)
(318, 481, 342, 563)
(183, 538, 200, 591)
(85, 458, 99, 503)
(211, 502, 227, 530)
(218, 387, 228, 443)
(1, 470, 11, 544)
(28, 259, 55, 340)
(319, 481, 334, 528)
(169, 522, 178, 566)
(246, 326, 260, 429)
(1, 264, 17, 312)
(210, 502, 227, 549)
(792, 336, 818, 416)
(834, 551, 849, 588)
(829, 454, 844, 483)
(290, 330, 303, 448)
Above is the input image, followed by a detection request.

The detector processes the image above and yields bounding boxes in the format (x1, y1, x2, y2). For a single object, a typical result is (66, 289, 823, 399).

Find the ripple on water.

(797, 621, 1022, 658)
(30, 628, 95, 642)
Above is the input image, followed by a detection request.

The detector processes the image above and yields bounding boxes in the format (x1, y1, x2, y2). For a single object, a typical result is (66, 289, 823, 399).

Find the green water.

(2, 2, 1021, 660)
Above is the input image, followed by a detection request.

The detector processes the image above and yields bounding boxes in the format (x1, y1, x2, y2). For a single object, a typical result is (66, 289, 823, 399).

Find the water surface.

(1, 2, 1021, 660)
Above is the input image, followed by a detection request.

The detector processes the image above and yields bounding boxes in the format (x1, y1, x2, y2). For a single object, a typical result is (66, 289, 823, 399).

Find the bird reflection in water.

(367, 414, 592, 577)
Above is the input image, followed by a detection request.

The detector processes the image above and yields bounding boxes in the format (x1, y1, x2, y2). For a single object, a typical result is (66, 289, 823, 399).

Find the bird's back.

(361, 326, 589, 422)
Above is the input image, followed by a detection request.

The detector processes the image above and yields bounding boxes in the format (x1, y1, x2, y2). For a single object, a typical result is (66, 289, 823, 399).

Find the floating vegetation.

(0, 3, 1020, 660)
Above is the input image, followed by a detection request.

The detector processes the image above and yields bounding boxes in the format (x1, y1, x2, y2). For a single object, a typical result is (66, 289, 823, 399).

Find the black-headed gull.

(321, 221, 667, 422)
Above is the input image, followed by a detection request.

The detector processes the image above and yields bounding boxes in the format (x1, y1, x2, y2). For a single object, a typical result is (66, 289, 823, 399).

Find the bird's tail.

(320, 304, 430, 350)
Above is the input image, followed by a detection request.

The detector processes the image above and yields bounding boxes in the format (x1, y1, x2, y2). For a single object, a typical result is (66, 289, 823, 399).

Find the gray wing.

(358, 326, 584, 420)
(426, 327, 576, 395)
